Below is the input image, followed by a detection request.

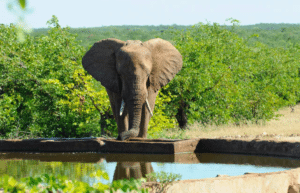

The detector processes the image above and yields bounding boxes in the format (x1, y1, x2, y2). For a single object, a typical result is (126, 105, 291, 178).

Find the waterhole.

(0, 152, 297, 185)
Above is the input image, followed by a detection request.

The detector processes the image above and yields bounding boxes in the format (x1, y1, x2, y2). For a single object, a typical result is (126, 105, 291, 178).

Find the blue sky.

(1, 0, 300, 29)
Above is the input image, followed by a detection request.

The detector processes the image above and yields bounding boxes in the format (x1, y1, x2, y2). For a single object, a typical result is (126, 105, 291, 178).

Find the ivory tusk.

(120, 99, 125, 116)
(146, 99, 153, 116)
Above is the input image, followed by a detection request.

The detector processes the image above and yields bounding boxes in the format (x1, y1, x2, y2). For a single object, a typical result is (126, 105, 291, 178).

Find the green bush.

(148, 85, 177, 138)
(0, 173, 148, 193)
(164, 20, 300, 126)
(0, 16, 114, 138)
(0, 159, 150, 192)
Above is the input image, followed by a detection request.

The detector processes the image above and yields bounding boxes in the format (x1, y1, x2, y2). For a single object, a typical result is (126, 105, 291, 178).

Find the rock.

(216, 174, 229, 177)
(99, 140, 105, 146)
(288, 184, 300, 193)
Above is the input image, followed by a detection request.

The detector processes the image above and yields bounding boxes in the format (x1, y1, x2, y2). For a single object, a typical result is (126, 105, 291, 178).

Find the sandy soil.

(184, 103, 300, 143)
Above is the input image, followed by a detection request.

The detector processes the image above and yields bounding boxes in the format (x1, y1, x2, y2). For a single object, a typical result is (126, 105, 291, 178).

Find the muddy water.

(0, 152, 298, 184)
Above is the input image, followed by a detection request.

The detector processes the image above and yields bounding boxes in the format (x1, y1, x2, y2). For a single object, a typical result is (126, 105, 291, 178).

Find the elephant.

(82, 38, 182, 140)
(113, 162, 154, 181)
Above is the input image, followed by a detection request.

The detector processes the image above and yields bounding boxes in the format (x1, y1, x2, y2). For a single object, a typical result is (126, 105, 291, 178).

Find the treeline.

(32, 24, 186, 48)
(33, 23, 300, 49)
(231, 24, 300, 48)
(1, 16, 300, 139)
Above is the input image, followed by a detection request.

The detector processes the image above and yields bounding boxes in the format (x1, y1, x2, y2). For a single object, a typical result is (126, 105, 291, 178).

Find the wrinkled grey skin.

(82, 38, 182, 140)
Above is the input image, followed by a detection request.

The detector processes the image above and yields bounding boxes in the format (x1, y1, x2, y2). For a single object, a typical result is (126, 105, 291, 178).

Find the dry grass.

(181, 104, 300, 139)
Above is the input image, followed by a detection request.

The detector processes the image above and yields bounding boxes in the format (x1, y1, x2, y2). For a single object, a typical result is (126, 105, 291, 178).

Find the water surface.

(0, 152, 297, 184)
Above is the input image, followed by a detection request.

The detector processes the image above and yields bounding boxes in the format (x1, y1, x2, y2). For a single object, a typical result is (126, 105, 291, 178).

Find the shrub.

(0, 16, 113, 138)
(164, 19, 300, 126)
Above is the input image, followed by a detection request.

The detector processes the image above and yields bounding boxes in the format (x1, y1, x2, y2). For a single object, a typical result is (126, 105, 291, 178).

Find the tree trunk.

(176, 99, 188, 130)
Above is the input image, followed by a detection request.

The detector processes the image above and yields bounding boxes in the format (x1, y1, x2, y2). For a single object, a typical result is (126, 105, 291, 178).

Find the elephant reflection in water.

(113, 162, 153, 181)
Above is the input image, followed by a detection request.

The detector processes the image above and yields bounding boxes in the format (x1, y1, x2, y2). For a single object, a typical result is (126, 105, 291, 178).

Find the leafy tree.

(0, 16, 115, 138)
(163, 20, 300, 127)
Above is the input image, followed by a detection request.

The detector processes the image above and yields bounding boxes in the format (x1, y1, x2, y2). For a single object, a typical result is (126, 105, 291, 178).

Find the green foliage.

(32, 23, 300, 49)
(2, 15, 300, 138)
(0, 159, 106, 184)
(148, 86, 177, 137)
(0, 16, 115, 138)
(0, 170, 181, 193)
(6, 0, 32, 43)
(18, 0, 26, 9)
(147, 171, 182, 183)
(0, 159, 150, 192)
(226, 23, 300, 49)
(0, 175, 26, 192)
(0, 173, 148, 193)
(110, 178, 148, 193)
(0, 15, 174, 139)
(32, 25, 187, 49)
(146, 171, 182, 193)
(164, 20, 300, 125)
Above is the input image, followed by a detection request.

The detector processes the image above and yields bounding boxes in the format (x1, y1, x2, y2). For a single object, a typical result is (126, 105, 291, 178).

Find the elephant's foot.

(119, 129, 139, 141)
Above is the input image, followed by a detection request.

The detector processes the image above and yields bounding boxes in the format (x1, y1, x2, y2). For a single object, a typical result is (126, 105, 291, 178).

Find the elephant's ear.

(144, 38, 183, 92)
(82, 38, 125, 93)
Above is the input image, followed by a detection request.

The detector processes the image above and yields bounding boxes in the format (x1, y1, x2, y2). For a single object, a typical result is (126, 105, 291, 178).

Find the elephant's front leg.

(106, 89, 129, 139)
(138, 89, 159, 138)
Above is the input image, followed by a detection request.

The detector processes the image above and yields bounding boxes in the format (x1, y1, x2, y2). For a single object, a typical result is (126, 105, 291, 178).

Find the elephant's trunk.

(120, 85, 147, 140)
(127, 98, 144, 135)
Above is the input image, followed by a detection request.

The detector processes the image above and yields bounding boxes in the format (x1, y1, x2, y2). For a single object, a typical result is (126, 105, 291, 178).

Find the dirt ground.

(184, 103, 300, 143)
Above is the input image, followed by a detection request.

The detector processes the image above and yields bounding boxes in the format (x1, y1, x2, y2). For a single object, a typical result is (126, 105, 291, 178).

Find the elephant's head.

(82, 38, 182, 140)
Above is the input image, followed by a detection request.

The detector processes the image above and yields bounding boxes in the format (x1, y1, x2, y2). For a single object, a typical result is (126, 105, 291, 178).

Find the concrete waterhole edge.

(0, 137, 299, 193)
